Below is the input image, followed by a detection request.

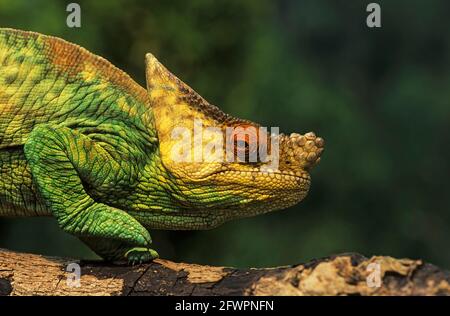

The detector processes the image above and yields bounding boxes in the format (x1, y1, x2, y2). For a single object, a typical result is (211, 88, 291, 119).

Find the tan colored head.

(145, 53, 324, 221)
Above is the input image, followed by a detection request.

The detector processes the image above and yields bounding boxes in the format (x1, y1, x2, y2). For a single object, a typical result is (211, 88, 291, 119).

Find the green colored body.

(0, 29, 323, 263)
(0, 29, 165, 262)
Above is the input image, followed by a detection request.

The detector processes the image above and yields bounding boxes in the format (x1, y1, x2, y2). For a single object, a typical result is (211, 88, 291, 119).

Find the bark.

(0, 248, 449, 296)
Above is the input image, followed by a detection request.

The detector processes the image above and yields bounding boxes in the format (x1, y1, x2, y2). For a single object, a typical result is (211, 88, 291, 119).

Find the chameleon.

(0, 28, 324, 264)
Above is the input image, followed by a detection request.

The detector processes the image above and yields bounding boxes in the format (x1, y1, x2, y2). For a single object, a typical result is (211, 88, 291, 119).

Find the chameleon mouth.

(212, 168, 311, 189)
(219, 169, 310, 180)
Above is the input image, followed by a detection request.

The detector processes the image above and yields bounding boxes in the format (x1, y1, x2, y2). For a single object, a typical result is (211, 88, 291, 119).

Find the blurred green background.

(0, 0, 449, 268)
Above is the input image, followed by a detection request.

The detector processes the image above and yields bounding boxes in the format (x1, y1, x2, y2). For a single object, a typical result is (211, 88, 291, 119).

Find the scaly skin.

(0, 28, 324, 264)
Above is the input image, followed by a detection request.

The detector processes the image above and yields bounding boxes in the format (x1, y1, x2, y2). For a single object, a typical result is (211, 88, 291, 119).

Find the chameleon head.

(145, 54, 324, 220)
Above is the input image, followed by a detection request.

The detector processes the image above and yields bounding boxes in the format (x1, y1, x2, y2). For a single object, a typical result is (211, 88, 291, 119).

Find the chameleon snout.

(280, 132, 324, 170)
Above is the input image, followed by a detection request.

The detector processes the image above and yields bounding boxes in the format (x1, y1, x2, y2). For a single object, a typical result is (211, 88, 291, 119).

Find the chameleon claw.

(125, 247, 159, 265)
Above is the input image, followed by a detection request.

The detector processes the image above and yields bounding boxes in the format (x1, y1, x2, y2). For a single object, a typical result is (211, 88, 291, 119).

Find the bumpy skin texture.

(0, 28, 324, 263)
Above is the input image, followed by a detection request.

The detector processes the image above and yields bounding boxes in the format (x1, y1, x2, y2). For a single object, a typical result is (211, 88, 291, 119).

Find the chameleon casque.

(0, 28, 324, 264)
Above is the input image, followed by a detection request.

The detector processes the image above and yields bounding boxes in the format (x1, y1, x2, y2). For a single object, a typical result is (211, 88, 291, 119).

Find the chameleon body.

(0, 28, 324, 263)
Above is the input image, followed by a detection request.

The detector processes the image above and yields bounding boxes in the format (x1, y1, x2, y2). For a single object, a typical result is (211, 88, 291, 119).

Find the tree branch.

(0, 248, 449, 296)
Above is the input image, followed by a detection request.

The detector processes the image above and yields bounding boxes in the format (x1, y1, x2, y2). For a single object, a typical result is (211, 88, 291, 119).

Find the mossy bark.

(0, 248, 449, 296)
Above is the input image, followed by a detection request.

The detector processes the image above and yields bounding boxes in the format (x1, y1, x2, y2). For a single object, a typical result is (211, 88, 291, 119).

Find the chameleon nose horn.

(287, 132, 324, 169)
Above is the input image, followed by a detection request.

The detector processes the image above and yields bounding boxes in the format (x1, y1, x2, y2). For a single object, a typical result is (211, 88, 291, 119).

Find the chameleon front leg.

(24, 124, 158, 263)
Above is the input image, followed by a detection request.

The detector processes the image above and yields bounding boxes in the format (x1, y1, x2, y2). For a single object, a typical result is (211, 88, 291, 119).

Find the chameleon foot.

(125, 247, 159, 265)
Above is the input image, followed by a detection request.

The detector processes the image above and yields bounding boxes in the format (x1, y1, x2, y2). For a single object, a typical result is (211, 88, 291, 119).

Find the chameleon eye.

(232, 128, 259, 163)
(234, 139, 250, 161)
(235, 139, 249, 150)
